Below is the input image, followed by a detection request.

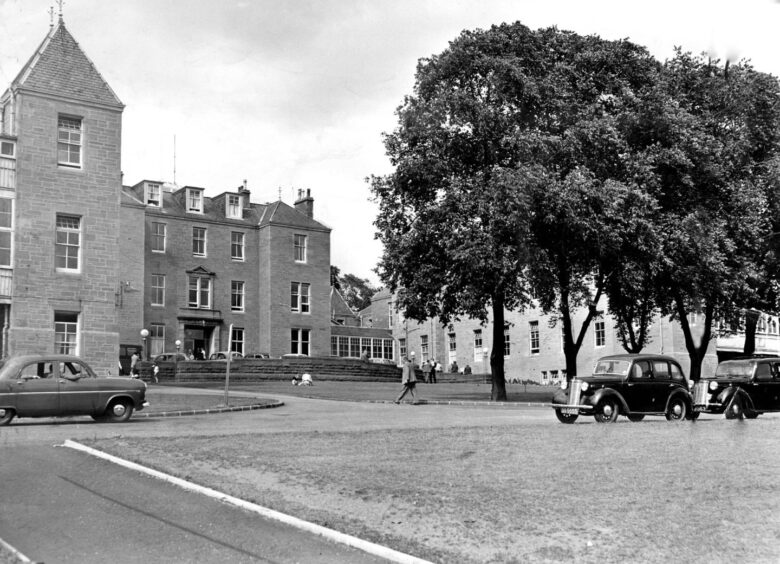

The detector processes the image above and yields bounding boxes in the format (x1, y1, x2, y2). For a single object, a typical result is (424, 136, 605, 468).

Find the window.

(291, 282, 310, 313)
(151, 274, 165, 306)
(350, 337, 361, 358)
(291, 328, 310, 355)
(57, 116, 82, 168)
(151, 222, 166, 253)
(54, 312, 78, 354)
(150, 323, 165, 357)
(474, 329, 482, 349)
(0, 141, 14, 158)
(504, 325, 511, 357)
(529, 321, 540, 354)
(231, 281, 245, 312)
(187, 188, 203, 213)
(0, 198, 12, 266)
(55, 214, 80, 271)
(383, 339, 393, 360)
(192, 227, 206, 256)
(188, 276, 211, 309)
(388, 303, 394, 328)
(227, 194, 242, 218)
(372, 338, 382, 359)
(421, 335, 429, 361)
(231, 327, 244, 355)
(294, 234, 307, 262)
(448, 332, 456, 352)
(595, 318, 606, 348)
(146, 183, 161, 207)
(231, 232, 245, 261)
(399, 338, 407, 359)
(338, 336, 350, 357)
(330, 336, 338, 356)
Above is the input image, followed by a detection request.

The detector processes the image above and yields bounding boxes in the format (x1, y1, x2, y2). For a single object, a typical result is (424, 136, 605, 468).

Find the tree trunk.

(490, 296, 507, 401)
(742, 310, 759, 356)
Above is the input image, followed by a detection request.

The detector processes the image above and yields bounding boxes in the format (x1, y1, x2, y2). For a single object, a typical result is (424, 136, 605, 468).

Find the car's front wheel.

(0, 407, 15, 426)
(594, 398, 619, 423)
(104, 399, 134, 423)
(555, 409, 578, 424)
(665, 397, 688, 421)
(724, 395, 744, 420)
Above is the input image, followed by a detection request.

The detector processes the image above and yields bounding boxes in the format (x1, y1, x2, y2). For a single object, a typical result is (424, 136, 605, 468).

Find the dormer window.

(146, 183, 161, 207)
(227, 194, 242, 219)
(187, 188, 203, 213)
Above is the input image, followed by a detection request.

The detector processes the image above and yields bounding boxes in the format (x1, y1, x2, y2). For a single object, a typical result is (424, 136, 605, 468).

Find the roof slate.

(12, 21, 122, 108)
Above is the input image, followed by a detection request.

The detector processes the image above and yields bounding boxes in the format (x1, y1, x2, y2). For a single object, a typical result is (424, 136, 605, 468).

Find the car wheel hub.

(603, 404, 613, 416)
(112, 404, 127, 417)
(673, 404, 682, 416)
(0, 408, 5, 417)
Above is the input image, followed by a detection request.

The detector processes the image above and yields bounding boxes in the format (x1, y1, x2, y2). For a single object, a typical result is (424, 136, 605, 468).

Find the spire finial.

(56, 0, 64, 20)
(49, 6, 55, 27)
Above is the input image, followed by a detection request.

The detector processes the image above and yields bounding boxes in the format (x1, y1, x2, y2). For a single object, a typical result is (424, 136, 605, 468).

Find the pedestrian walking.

(394, 356, 418, 404)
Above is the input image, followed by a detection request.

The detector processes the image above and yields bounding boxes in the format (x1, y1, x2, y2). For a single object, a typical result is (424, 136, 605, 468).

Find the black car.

(693, 357, 780, 419)
(551, 354, 694, 424)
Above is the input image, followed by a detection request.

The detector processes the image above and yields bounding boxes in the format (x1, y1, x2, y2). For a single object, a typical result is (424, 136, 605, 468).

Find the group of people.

(421, 359, 442, 383)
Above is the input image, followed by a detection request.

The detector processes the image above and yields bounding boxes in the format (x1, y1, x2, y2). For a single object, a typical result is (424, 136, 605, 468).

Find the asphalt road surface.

(0, 441, 389, 564)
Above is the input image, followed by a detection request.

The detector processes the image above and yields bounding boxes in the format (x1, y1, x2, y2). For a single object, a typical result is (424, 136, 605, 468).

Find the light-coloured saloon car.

(0, 354, 148, 425)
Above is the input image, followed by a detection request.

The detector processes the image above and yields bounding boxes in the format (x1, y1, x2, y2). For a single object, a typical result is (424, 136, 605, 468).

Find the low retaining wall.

(154, 356, 402, 383)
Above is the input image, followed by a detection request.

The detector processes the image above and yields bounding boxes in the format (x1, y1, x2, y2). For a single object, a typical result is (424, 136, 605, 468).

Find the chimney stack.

(294, 188, 314, 218)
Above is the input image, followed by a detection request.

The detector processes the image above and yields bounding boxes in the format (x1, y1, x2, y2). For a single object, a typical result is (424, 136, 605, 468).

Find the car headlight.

(708, 381, 718, 391)
(580, 381, 589, 392)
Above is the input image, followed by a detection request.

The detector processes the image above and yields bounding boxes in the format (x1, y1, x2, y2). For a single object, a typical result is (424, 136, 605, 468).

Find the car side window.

(19, 362, 54, 379)
(670, 363, 683, 381)
(755, 363, 772, 382)
(653, 361, 671, 380)
(632, 361, 652, 379)
(60, 362, 86, 378)
(771, 363, 780, 380)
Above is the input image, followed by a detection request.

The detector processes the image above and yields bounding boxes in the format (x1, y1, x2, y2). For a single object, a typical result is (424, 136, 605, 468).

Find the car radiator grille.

(693, 382, 709, 406)
(567, 381, 582, 406)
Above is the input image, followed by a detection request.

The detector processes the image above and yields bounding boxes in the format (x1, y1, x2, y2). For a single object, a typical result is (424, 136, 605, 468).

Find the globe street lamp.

(175, 339, 182, 382)
(140, 329, 149, 361)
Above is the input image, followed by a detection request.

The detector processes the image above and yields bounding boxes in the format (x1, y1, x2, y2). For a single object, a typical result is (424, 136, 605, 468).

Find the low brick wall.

(155, 357, 402, 383)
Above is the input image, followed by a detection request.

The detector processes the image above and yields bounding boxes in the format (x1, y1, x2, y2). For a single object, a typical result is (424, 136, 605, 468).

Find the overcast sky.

(1, 0, 778, 284)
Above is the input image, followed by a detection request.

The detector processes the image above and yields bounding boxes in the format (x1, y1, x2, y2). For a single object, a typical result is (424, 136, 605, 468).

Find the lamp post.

(174, 339, 182, 382)
(140, 329, 149, 361)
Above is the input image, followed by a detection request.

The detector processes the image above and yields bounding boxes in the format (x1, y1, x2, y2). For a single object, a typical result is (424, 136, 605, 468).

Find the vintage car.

(0, 354, 148, 425)
(208, 351, 243, 360)
(693, 356, 780, 419)
(551, 354, 694, 424)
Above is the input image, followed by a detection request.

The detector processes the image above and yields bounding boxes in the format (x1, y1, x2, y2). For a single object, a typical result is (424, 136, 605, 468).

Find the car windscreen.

(592, 359, 631, 376)
(715, 362, 753, 379)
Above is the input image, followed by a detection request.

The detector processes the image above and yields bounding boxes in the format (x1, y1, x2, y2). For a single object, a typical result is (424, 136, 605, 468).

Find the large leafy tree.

(371, 22, 662, 397)
(645, 52, 780, 379)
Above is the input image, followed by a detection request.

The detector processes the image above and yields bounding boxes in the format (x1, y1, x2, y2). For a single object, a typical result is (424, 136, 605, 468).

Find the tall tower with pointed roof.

(0, 18, 124, 373)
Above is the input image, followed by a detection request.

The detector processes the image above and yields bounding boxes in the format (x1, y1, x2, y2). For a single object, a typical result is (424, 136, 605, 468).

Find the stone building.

(0, 17, 124, 375)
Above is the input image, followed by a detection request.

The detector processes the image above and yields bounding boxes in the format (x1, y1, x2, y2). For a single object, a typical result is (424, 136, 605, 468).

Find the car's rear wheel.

(665, 397, 687, 421)
(104, 399, 134, 423)
(627, 414, 645, 422)
(725, 396, 744, 420)
(555, 409, 578, 424)
(594, 398, 619, 423)
(0, 407, 15, 426)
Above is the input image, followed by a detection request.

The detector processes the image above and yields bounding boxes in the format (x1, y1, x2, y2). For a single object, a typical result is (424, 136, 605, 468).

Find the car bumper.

(548, 403, 594, 415)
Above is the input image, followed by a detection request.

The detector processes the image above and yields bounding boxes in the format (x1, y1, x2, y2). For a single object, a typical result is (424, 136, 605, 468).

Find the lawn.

(82, 413, 780, 563)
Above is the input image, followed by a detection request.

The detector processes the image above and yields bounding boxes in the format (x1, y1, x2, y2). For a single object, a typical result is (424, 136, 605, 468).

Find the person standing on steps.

(394, 355, 418, 404)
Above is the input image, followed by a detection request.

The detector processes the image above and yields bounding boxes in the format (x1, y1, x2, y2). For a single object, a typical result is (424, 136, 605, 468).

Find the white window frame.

(188, 275, 211, 309)
(294, 234, 307, 263)
(187, 188, 203, 213)
(146, 183, 162, 207)
(151, 222, 166, 253)
(192, 227, 207, 257)
(150, 323, 165, 357)
(0, 196, 13, 267)
(291, 328, 310, 355)
(231, 280, 245, 312)
(529, 321, 540, 355)
(55, 214, 81, 272)
(291, 281, 310, 313)
(504, 325, 511, 357)
(57, 115, 82, 169)
(595, 318, 606, 348)
(231, 327, 244, 355)
(227, 194, 242, 219)
(54, 312, 79, 355)
(231, 232, 245, 261)
(151, 274, 165, 307)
